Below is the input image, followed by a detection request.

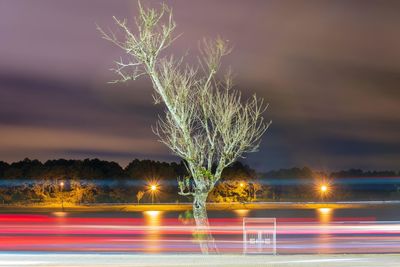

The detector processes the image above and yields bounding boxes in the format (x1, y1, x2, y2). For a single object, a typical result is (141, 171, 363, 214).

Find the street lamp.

(148, 183, 158, 204)
(320, 185, 328, 193)
(59, 181, 64, 211)
(319, 184, 329, 201)
(315, 177, 332, 201)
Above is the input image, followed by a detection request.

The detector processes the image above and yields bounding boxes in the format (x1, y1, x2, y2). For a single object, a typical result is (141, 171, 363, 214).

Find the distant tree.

(221, 162, 256, 180)
(42, 159, 80, 179)
(68, 180, 96, 204)
(4, 158, 43, 179)
(209, 179, 249, 203)
(99, 3, 270, 253)
(125, 159, 185, 199)
(263, 166, 316, 179)
(0, 161, 9, 178)
(41, 159, 125, 180)
(32, 180, 61, 204)
(331, 169, 397, 178)
(32, 179, 96, 205)
(0, 187, 12, 204)
(125, 159, 182, 184)
(108, 187, 133, 203)
(136, 190, 145, 204)
(251, 182, 265, 201)
(209, 162, 263, 202)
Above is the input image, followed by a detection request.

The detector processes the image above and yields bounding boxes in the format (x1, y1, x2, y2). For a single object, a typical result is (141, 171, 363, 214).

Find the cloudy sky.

(0, 0, 399, 171)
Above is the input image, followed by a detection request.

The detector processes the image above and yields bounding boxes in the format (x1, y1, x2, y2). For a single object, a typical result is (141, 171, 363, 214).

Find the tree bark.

(193, 193, 218, 254)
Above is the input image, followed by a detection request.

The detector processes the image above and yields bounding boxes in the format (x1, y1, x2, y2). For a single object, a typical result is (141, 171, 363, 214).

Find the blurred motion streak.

(0, 213, 399, 254)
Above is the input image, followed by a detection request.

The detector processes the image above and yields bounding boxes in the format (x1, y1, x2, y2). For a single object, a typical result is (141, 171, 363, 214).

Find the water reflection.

(316, 207, 334, 253)
(317, 208, 333, 224)
(52, 212, 67, 217)
(143, 210, 163, 253)
(233, 209, 250, 218)
(144, 210, 162, 218)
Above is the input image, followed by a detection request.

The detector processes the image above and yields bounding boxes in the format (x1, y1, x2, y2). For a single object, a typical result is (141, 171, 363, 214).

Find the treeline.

(260, 167, 400, 201)
(1, 159, 398, 180)
(0, 159, 399, 204)
(0, 158, 260, 204)
(262, 166, 399, 179)
(0, 158, 184, 180)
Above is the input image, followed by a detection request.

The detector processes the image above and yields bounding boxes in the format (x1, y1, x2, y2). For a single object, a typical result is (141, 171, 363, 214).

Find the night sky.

(0, 1, 399, 171)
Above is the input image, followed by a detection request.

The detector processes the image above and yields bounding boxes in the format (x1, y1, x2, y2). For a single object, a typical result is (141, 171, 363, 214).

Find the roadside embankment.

(1, 200, 399, 212)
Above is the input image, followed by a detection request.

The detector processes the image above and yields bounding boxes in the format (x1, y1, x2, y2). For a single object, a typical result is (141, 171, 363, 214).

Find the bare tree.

(98, 2, 270, 253)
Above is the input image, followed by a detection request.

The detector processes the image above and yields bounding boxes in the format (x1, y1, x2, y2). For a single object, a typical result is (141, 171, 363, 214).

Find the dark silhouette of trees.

(42, 159, 125, 179)
(0, 161, 8, 178)
(3, 158, 43, 179)
(125, 159, 185, 179)
(0, 160, 398, 203)
(263, 167, 319, 179)
(331, 169, 397, 178)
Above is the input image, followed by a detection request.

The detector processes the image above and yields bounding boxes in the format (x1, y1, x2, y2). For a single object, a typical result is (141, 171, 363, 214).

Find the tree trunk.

(193, 193, 218, 254)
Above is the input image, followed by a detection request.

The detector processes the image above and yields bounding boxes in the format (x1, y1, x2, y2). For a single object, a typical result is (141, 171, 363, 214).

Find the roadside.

(0, 253, 399, 267)
(1, 201, 400, 213)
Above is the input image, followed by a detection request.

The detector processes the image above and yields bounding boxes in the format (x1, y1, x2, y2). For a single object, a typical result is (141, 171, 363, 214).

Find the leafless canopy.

(98, 3, 271, 197)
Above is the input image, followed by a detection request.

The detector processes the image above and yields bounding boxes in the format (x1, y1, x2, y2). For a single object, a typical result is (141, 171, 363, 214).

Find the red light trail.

(0, 213, 399, 254)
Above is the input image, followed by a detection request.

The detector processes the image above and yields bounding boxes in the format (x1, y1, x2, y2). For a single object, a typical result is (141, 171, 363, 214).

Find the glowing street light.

(148, 183, 159, 204)
(318, 183, 331, 201)
(315, 178, 332, 201)
(320, 185, 328, 193)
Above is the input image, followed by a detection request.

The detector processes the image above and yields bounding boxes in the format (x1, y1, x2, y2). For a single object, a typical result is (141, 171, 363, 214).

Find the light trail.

(0, 213, 400, 254)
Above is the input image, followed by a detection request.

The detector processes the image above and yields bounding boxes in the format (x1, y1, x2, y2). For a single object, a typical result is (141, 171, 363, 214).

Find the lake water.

(1, 204, 399, 254)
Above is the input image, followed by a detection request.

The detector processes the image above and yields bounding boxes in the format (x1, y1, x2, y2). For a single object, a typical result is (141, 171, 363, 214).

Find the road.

(1, 212, 399, 254)
(1, 203, 400, 265)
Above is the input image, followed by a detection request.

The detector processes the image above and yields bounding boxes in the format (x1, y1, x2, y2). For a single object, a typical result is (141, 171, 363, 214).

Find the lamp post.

(59, 181, 64, 211)
(320, 184, 328, 201)
(150, 184, 158, 204)
(320, 185, 327, 193)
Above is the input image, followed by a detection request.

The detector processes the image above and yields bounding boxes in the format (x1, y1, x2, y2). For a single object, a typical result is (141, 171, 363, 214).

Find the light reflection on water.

(233, 209, 250, 218)
(317, 208, 333, 224)
(143, 210, 163, 253)
(316, 207, 334, 253)
(52, 212, 67, 217)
